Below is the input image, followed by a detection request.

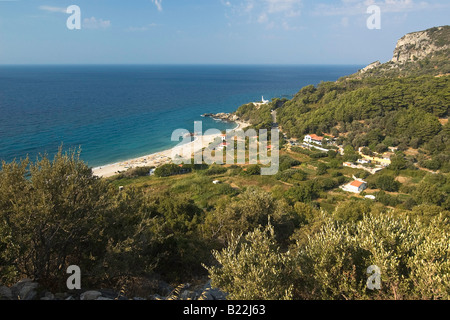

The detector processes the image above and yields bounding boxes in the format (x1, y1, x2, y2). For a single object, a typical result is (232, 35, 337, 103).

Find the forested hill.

(236, 25, 449, 172)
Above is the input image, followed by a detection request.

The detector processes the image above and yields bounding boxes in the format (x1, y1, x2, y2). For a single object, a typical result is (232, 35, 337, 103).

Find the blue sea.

(0, 65, 361, 168)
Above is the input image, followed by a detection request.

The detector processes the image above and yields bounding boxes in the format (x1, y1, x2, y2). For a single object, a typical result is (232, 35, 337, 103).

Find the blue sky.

(0, 0, 448, 64)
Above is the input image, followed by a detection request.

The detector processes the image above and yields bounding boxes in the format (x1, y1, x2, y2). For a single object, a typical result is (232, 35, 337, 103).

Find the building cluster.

(296, 133, 398, 196)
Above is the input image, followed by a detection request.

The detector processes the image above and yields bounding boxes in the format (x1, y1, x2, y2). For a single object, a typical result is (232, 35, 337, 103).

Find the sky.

(0, 0, 448, 65)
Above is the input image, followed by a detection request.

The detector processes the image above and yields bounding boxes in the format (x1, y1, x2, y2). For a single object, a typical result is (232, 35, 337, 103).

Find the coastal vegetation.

(1, 135, 448, 299)
(0, 26, 449, 300)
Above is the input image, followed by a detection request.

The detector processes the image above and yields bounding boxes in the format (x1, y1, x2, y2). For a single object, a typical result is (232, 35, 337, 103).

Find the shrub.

(207, 212, 450, 300)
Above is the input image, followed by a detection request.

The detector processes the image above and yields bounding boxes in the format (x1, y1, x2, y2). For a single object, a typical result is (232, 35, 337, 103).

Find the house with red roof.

(304, 134, 325, 146)
(347, 180, 367, 193)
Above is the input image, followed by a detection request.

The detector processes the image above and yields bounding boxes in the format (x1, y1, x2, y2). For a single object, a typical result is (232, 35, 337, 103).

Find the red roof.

(309, 134, 324, 141)
(350, 180, 365, 188)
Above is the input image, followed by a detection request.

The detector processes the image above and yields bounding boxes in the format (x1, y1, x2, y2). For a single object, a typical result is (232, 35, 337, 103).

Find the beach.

(92, 120, 250, 178)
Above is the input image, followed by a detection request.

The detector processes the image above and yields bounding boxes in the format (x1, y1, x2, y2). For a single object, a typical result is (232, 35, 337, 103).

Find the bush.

(206, 225, 294, 300)
(154, 163, 183, 177)
(207, 212, 450, 300)
(275, 169, 307, 182)
(279, 155, 301, 171)
(316, 163, 328, 175)
(245, 164, 261, 176)
(0, 150, 112, 287)
(373, 175, 401, 192)
(123, 166, 154, 178)
(202, 164, 228, 176)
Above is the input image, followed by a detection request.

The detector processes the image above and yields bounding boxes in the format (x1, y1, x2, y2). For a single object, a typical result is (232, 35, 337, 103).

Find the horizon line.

(0, 63, 366, 67)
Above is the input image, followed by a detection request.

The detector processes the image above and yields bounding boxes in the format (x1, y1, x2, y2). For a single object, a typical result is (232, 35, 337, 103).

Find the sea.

(0, 65, 362, 168)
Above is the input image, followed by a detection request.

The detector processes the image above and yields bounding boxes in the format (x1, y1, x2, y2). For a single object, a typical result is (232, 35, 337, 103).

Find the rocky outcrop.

(351, 25, 450, 79)
(202, 112, 239, 122)
(391, 26, 450, 63)
(359, 61, 381, 74)
(0, 278, 227, 301)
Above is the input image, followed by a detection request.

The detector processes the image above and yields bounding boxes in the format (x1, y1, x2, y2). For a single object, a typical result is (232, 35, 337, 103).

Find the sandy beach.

(92, 120, 250, 178)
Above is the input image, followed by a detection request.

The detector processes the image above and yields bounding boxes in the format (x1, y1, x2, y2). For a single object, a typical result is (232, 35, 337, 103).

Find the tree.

(154, 163, 185, 177)
(246, 164, 261, 176)
(0, 150, 112, 287)
(205, 225, 294, 300)
(316, 163, 328, 175)
(343, 145, 359, 162)
(413, 182, 445, 206)
(389, 154, 407, 172)
(375, 175, 401, 192)
(375, 143, 388, 154)
(207, 212, 450, 300)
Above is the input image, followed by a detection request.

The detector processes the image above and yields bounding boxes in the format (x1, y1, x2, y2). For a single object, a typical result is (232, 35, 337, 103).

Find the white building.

(304, 134, 324, 146)
(357, 159, 371, 164)
(347, 180, 367, 193)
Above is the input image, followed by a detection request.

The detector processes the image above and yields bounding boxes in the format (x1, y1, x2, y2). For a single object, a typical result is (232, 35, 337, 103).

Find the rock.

(80, 290, 102, 301)
(133, 297, 146, 301)
(96, 296, 113, 300)
(359, 61, 381, 74)
(11, 279, 39, 300)
(199, 280, 227, 300)
(391, 26, 450, 64)
(0, 286, 13, 300)
(55, 292, 69, 300)
(157, 280, 173, 296)
(180, 290, 197, 300)
(65, 296, 75, 300)
(40, 292, 55, 300)
(149, 294, 165, 300)
(202, 112, 237, 123)
(98, 289, 118, 300)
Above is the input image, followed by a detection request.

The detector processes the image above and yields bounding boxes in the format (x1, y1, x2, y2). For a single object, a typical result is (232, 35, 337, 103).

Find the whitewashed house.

(304, 134, 324, 146)
(347, 180, 367, 193)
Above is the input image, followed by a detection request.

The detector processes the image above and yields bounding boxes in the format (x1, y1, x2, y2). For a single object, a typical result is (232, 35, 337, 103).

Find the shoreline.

(92, 120, 250, 178)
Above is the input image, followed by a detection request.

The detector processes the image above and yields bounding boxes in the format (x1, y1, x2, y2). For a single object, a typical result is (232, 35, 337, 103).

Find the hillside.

(350, 25, 450, 78)
(236, 26, 450, 172)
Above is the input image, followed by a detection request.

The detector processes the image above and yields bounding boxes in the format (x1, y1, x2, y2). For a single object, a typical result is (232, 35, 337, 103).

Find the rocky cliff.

(391, 26, 450, 63)
(355, 25, 450, 78)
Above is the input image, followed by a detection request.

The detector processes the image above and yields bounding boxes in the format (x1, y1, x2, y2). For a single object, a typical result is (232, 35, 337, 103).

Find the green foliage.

(373, 175, 401, 192)
(154, 163, 189, 177)
(0, 150, 112, 287)
(235, 102, 273, 130)
(279, 155, 301, 171)
(275, 168, 307, 182)
(413, 181, 446, 206)
(208, 211, 450, 300)
(201, 164, 228, 176)
(389, 154, 407, 172)
(245, 164, 261, 176)
(122, 166, 154, 178)
(316, 162, 328, 175)
(284, 181, 319, 203)
(206, 225, 294, 300)
(203, 187, 299, 245)
(277, 76, 449, 151)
